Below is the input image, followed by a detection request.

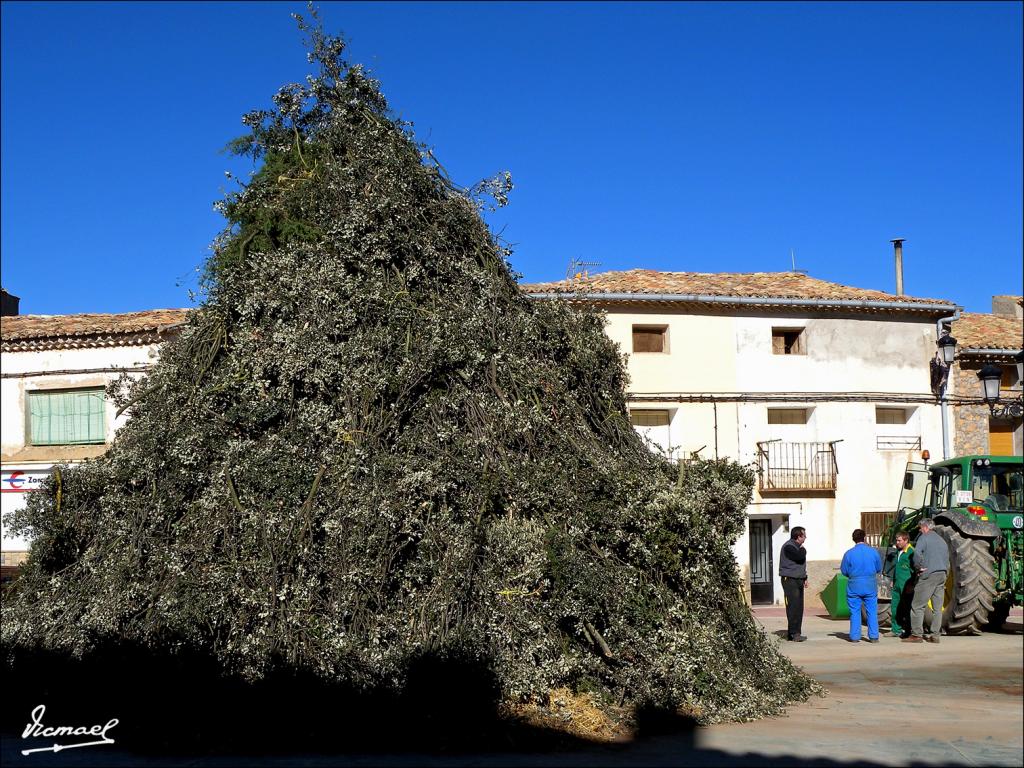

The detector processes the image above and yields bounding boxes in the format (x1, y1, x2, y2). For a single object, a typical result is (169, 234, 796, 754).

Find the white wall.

(1, 343, 162, 557)
(604, 310, 737, 395)
(604, 306, 945, 603)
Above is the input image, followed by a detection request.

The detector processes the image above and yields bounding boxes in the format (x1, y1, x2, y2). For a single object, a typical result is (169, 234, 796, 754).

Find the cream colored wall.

(733, 316, 938, 395)
(1, 343, 161, 554)
(604, 306, 946, 604)
(604, 311, 738, 395)
(605, 310, 740, 461)
(1, 345, 158, 456)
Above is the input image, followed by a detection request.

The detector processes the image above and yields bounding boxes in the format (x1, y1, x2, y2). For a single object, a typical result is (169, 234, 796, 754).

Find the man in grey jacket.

(904, 518, 950, 643)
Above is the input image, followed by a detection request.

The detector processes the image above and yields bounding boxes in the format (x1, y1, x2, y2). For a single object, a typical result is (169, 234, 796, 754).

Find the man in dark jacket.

(779, 527, 808, 641)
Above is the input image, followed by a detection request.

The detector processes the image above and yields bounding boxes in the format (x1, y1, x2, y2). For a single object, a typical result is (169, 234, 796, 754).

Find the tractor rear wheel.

(877, 600, 891, 629)
(933, 523, 997, 635)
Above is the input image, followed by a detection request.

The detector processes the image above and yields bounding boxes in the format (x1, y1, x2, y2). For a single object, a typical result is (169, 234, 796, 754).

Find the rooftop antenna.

(566, 257, 601, 281)
(790, 248, 808, 275)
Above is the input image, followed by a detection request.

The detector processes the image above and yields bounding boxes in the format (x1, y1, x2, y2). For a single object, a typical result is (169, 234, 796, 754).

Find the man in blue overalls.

(841, 528, 883, 643)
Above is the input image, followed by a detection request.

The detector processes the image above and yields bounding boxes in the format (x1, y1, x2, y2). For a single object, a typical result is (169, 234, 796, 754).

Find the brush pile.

(3, 11, 818, 727)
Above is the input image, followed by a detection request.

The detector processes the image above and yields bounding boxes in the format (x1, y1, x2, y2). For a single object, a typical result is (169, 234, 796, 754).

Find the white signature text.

(21, 704, 119, 755)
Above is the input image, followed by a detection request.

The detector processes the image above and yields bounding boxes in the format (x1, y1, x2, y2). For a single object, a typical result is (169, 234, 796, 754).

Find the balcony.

(756, 440, 839, 492)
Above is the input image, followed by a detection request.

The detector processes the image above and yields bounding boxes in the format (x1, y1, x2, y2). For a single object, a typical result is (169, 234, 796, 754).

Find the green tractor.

(878, 454, 1023, 634)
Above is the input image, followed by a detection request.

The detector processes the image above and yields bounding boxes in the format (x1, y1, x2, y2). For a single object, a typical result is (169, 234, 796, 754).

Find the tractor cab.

(894, 457, 1023, 529)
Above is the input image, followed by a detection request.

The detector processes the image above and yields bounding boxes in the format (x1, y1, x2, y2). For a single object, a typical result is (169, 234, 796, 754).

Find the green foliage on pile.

(2, 11, 818, 724)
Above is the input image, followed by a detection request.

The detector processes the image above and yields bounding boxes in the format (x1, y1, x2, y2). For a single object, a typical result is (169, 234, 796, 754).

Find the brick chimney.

(991, 295, 1023, 320)
(1, 288, 19, 316)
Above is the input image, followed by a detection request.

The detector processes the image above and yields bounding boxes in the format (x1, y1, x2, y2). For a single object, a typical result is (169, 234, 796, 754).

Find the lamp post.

(935, 332, 957, 459)
(937, 334, 958, 365)
(977, 359, 1024, 420)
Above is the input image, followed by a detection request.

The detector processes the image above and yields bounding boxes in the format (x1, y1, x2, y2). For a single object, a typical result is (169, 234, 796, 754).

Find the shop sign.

(1, 470, 49, 493)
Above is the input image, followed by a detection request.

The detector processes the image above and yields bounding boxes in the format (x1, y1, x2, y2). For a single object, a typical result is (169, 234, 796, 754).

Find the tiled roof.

(952, 312, 1023, 352)
(1, 309, 189, 352)
(521, 270, 954, 311)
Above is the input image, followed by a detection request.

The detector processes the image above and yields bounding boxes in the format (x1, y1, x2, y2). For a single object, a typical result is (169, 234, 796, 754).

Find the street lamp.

(977, 362, 1024, 420)
(937, 334, 958, 365)
(932, 332, 958, 459)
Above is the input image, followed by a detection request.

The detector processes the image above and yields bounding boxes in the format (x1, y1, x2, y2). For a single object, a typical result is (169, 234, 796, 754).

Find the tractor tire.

(876, 600, 891, 628)
(933, 523, 997, 635)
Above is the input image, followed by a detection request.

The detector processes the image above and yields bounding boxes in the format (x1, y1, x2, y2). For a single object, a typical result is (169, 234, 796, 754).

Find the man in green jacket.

(889, 531, 915, 638)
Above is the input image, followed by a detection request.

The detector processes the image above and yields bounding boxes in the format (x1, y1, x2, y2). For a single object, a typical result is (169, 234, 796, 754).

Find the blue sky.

(2, 1, 1021, 315)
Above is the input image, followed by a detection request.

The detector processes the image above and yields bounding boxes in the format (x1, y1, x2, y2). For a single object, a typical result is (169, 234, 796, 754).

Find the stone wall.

(953, 363, 991, 455)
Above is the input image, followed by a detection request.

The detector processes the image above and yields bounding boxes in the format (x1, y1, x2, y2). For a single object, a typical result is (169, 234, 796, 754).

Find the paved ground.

(694, 606, 1024, 767)
(3, 607, 1021, 767)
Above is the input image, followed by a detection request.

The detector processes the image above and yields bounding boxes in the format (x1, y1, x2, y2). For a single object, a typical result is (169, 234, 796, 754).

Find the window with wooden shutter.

(989, 420, 1014, 456)
(771, 328, 805, 355)
(632, 325, 667, 353)
(875, 407, 908, 425)
(629, 409, 671, 427)
(767, 408, 809, 425)
(29, 388, 106, 445)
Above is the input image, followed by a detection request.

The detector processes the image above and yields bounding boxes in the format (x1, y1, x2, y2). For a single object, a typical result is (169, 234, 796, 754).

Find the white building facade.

(5, 280, 1001, 606)
(1, 309, 187, 567)
(525, 270, 960, 604)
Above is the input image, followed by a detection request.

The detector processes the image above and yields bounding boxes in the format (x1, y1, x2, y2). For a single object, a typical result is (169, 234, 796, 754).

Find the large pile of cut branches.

(3, 11, 817, 728)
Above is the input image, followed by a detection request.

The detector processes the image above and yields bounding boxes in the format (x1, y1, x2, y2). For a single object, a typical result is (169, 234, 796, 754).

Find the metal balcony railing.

(756, 440, 839, 492)
(876, 435, 922, 451)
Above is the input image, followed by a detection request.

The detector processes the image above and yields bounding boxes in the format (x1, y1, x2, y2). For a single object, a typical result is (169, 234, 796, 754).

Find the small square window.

(630, 409, 671, 427)
(28, 388, 106, 446)
(632, 325, 668, 353)
(771, 328, 805, 355)
(875, 407, 908, 425)
(767, 408, 808, 425)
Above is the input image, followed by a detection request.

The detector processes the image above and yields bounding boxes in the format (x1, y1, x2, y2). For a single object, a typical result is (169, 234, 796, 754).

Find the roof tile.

(1, 309, 189, 350)
(521, 269, 953, 308)
(952, 312, 1023, 351)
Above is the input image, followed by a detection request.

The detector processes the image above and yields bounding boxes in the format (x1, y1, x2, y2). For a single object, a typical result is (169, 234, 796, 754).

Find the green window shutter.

(29, 389, 106, 445)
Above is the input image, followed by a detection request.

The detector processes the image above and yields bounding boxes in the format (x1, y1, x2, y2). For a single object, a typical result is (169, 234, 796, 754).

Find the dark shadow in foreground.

(1, 643, 974, 767)
(2, 641, 654, 756)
